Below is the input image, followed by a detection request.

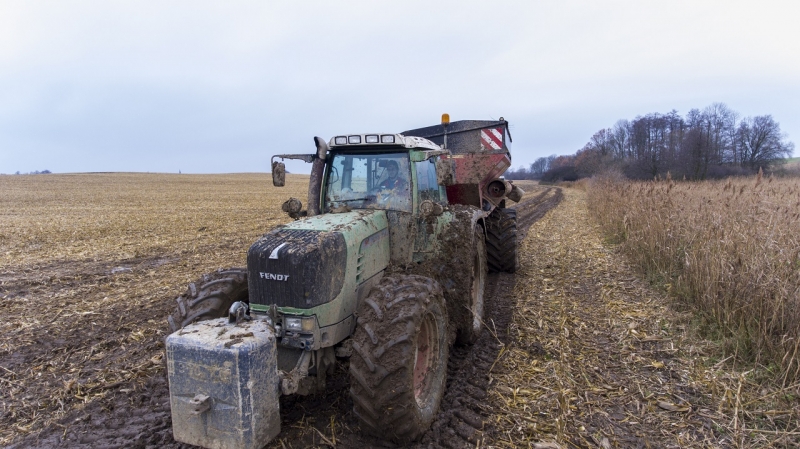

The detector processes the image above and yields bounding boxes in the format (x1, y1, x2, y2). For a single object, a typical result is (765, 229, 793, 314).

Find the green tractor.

(165, 116, 523, 449)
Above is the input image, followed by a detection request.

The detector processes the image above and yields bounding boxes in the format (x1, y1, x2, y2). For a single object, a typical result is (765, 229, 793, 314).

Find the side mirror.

(435, 157, 455, 186)
(272, 161, 286, 187)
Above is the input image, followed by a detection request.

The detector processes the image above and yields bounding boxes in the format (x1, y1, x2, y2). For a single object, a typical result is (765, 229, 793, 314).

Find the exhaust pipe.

(308, 137, 329, 216)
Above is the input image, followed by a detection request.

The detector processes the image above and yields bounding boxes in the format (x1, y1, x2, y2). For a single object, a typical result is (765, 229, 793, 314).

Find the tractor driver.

(370, 159, 410, 210)
(378, 160, 407, 190)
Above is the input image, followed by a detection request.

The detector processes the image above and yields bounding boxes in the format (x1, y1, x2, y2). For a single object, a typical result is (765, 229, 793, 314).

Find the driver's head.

(386, 160, 399, 177)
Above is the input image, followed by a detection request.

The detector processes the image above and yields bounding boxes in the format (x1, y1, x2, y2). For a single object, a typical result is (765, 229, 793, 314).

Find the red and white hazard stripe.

(480, 128, 503, 151)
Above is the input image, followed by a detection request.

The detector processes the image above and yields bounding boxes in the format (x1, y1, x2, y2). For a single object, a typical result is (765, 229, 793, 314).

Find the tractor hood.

(247, 210, 389, 316)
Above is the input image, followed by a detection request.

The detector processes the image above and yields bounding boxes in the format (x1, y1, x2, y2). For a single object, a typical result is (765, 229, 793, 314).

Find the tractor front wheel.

(167, 268, 249, 332)
(349, 274, 449, 444)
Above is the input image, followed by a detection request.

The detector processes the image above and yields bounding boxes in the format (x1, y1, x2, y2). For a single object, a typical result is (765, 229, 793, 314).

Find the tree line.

(12, 170, 52, 175)
(507, 103, 795, 181)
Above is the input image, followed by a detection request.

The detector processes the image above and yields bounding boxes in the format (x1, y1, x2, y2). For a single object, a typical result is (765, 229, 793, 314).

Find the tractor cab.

(321, 133, 447, 214)
(324, 150, 413, 212)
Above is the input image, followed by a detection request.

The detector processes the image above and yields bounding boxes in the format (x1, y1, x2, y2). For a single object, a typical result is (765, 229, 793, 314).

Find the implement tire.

(456, 227, 487, 345)
(167, 268, 248, 332)
(349, 275, 449, 444)
(486, 207, 518, 273)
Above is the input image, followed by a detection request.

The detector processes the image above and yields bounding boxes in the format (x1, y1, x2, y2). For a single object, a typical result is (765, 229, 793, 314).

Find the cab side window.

(415, 158, 441, 203)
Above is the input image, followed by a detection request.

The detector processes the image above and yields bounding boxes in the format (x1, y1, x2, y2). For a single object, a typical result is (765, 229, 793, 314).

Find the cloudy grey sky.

(1, 1, 798, 174)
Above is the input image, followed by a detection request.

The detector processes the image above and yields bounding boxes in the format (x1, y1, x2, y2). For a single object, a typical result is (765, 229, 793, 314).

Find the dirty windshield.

(324, 152, 411, 212)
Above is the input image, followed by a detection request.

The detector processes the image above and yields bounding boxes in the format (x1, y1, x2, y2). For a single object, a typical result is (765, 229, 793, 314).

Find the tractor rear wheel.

(486, 207, 518, 273)
(167, 268, 248, 332)
(456, 227, 487, 345)
(349, 275, 449, 444)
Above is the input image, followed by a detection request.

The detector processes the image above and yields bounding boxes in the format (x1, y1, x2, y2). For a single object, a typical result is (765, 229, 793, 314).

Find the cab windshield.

(324, 152, 411, 212)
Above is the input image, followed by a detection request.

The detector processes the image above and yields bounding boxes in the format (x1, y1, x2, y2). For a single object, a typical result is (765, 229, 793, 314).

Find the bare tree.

(703, 103, 737, 164)
(556, 103, 793, 180)
(530, 157, 550, 176)
(588, 129, 613, 156)
(737, 115, 794, 169)
(610, 120, 631, 159)
(679, 127, 709, 179)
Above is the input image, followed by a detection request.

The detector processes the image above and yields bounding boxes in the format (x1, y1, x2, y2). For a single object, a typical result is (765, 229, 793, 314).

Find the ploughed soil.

(5, 183, 769, 448)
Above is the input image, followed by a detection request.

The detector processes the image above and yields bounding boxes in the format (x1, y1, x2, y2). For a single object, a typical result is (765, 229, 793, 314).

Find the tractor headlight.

(284, 316, 316, 332)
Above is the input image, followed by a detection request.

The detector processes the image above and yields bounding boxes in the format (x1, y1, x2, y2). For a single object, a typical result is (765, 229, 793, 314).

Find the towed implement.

(164, 115, 523, 448)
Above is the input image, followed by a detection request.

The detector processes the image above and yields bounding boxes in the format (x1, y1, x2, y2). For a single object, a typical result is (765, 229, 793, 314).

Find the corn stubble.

(0, 173, 305, 269)
(0, 173, 303, 445)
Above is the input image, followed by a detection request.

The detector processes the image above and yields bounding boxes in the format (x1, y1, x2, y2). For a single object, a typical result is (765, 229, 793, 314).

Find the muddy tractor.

(164, 116, 523, 449)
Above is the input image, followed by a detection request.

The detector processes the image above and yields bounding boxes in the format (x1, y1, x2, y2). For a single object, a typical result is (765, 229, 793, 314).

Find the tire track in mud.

(416, 187, 562, 449)
(5, 187, 563, 449)
(514, 187, 564, 242)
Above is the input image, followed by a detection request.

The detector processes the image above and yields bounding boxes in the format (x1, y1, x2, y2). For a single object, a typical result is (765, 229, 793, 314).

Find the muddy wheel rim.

(413, 312, 438, 407)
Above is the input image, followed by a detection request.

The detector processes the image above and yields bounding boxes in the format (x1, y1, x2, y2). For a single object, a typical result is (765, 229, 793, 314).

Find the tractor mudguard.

(166, 318, 281, 449)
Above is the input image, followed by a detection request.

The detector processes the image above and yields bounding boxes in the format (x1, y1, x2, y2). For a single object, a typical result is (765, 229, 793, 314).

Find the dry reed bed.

(489, 188, 800, 447)
(0, 173, 305, 444)
(587, 174, 800, 386)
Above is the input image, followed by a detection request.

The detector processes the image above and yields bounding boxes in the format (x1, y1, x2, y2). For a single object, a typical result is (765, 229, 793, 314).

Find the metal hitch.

(190, 393, 211, 415)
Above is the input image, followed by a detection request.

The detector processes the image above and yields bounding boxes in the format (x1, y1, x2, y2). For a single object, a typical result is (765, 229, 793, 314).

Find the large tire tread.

(167, 268, 248, 332)
(486, 208, 518, 273)
(349, 275, 449, 444)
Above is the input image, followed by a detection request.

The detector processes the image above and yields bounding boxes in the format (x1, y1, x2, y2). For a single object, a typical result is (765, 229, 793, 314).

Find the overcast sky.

(1, 1, 798, 174)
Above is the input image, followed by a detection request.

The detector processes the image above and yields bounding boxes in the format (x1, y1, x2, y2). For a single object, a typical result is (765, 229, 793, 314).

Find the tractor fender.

(443, 205, 487, 261)
(466, 206, 489, 240)
(448, 206, 489, 345)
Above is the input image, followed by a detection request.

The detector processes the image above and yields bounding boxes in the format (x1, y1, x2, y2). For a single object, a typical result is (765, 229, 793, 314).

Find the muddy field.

(5, 174, 795, 448)
(0, 173, 302, 448)
(0, 174, 555, 448)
